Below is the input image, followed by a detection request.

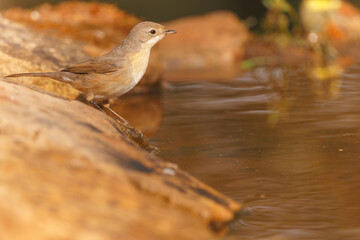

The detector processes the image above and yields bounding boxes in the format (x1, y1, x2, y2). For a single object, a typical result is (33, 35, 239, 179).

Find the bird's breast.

(127, 50, 151, 84)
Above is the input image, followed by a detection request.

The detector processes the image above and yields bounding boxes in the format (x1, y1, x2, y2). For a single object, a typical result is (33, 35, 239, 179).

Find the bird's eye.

(149, 29, 156, 35)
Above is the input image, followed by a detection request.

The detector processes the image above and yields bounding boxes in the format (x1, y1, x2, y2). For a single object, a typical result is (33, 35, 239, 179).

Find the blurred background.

(1, 0, 360, 27)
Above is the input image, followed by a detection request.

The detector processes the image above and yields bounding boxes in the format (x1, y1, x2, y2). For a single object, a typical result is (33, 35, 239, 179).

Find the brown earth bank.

(0, 15, 241, 240)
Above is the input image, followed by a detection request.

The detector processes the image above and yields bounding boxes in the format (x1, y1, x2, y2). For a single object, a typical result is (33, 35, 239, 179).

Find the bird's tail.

(6, 72, 69, 83)
(7, 72, 55, 78)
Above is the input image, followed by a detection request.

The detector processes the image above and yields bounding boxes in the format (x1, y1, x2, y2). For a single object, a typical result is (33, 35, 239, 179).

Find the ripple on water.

(151, 66, 360, 239)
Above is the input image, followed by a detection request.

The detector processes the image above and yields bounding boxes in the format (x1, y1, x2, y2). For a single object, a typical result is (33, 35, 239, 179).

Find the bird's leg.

(88, 94, 106, 113)
(89, 99, 129, 125)
(103, 103, 130, 126)
(89, 100, 106, 113)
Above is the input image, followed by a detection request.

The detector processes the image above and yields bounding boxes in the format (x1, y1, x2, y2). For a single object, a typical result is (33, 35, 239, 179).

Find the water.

(149, 65, 360, 239)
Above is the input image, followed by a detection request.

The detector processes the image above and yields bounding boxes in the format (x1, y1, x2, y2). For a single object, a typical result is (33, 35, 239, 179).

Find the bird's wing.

(61, 58, 119, 74)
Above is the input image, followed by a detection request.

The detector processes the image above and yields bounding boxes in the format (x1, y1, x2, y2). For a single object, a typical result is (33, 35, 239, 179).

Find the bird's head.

(128, 21, 177, 48)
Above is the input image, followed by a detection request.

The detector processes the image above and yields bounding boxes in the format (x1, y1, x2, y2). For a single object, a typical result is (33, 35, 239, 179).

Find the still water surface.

(150, 66, 360, 239)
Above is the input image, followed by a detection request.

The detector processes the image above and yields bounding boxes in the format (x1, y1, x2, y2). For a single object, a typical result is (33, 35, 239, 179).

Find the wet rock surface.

(0, 75, 240, 240)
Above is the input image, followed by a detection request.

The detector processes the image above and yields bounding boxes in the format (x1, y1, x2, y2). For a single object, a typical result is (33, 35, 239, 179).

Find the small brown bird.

(7, 21, 176, 123)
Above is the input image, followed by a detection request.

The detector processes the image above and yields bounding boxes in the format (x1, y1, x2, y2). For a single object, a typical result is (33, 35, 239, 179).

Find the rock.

(2, 1, 139, 53)
(158, 11, 251, 80)
(0, 15, 85, 99)
(0, 78, 240, 239)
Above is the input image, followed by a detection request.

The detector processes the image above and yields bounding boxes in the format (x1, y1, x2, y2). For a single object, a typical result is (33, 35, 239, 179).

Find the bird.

(6, 21, 177, 124)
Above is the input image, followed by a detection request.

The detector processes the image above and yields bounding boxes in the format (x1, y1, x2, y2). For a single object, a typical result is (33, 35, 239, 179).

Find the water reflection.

(110, 94, 163, 136)
(150, 65, 360, 239)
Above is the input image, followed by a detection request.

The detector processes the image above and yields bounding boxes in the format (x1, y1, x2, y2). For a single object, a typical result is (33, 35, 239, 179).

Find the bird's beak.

(165, 29, 177, 35)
